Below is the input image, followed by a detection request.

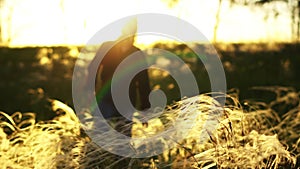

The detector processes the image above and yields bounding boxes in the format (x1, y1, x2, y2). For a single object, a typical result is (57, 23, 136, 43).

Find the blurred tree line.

(162, 0, 300, 42)
(1, 0, 300, 45)
(1, 44, 300, 120)
(230, 0, 300, 41)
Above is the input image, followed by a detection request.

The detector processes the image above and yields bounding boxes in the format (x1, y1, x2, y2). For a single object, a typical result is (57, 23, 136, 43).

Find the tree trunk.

(0, 0, 3, 44)
(213, 0, 223, 43)
(297, 0, 300, 41)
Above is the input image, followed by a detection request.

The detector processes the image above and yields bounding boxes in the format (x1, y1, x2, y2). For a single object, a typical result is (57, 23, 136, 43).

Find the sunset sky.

(0, 0, 292, 46)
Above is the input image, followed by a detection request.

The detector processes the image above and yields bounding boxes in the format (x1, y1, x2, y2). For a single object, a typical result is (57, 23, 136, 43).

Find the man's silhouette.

(88, 20, 151, 137)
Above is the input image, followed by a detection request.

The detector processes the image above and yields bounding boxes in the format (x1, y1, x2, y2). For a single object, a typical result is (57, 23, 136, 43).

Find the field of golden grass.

(0, 88, 299, 168)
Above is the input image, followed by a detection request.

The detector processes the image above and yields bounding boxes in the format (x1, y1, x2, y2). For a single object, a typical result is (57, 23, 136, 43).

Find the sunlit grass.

(0, 88, 299, 168)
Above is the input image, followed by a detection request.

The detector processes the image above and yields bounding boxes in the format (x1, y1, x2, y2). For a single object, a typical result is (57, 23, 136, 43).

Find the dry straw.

(0, 90, 298, 168)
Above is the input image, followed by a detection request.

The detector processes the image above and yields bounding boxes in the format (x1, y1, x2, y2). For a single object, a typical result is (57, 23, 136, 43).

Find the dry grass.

(0, 88, 299, 168)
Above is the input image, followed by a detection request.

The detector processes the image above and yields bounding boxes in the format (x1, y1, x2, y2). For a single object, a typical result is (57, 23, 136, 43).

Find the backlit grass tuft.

(0, 90, 298, 168)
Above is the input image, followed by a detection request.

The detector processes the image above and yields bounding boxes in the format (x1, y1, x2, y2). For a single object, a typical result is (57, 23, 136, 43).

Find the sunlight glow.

(0, 0, 292, 47)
